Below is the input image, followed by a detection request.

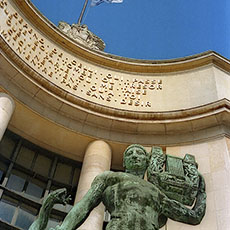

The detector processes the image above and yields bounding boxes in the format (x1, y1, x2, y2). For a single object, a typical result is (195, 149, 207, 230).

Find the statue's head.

(123, 144, 149, 173)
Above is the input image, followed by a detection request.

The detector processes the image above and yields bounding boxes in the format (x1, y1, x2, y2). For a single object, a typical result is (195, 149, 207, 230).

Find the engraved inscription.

(0, 1, 163, 109)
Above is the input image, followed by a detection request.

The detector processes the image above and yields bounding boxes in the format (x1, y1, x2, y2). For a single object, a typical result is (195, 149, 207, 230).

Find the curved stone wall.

(0, 0, 230, 165)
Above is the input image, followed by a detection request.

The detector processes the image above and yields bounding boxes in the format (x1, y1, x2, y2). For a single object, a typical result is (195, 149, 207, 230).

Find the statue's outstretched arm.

(162, 174, 206, 225)
(51, 172, 110, 230)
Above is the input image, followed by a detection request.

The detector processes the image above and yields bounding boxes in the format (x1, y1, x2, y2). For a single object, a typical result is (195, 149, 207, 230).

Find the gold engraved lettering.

(4, 9, 9, 15)
(149, 84, 155, 90)
(102, 77, 108, 83)
(67, 63, 72, 69)
(100, 83, 107, 88)
(66, 83, 71, 88)
(135, 101, 140, 106)
(86, 90, 91, 96)
(18, 40, 23, 47)
(86, 78, 91, 83)
(121, 99, 126, 104)
(91, 86, 97, 91)
(99, 88, 104, 93)
(139, 80, 144, 84)
(33, 33, 38, 40)
(6, 19, 11, 26)
(7, 29, 13, 36)
(106, 96, 111, 102)
(137, 84, 142, 89)
(63, 74, 67, 80)
(157, 84, 162, 90)
(22, 23, 28, 29)
(39, 38, 44, 44)
(31, 55, 40, 66)
(25, 55, 30, 61)
(13, 12, 18, 18)
(40, 59, 46, 66)
(16, 46, 22, 54)
(108, 92, 114, 97)
(71, 60, 77, 65)
(92, 93, 98, 98)
(1, 30, 8, 39)
(61, 79, 66, 84)
(48, 59, 53, 65)
(28, 28, 33, 34)
(18, 18, 23, 24)
(22, 30, 27, 36)
(73, 85, 78, 90)
(107, 74, 112, 79)
(48, 72, 53, 78)
(40, 45, 45, 51)
(130, 94, 136, 100)
(31, 45, 37, 51)
(114, 76, 119, 81)
(0, 1, 5, 8)
(99, 95, 105, 100)
(79, 75, 84, 81)
(128, 100, 133, 106)
(42, 68, 47, 74)
(146, 102, 151, 107)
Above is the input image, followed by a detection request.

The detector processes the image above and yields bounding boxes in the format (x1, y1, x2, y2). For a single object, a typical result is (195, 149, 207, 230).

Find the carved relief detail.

(58, 22, 105, 51)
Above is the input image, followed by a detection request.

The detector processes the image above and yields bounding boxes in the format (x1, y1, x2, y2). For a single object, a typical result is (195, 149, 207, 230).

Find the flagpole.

(78, 0, 89, 24)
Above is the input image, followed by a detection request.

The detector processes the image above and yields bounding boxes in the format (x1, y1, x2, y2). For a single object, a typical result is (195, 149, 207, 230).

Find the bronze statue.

(49, 144, 206, 230)
(29, 188, 71, 230)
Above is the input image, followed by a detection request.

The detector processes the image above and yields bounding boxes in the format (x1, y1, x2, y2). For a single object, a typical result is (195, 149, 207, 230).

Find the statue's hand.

(63, 194, 72, 205)
(53, 188, 72, 205)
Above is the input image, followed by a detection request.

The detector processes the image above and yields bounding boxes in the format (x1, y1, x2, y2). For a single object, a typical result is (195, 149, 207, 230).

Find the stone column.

(0, 93, 15, 141)
(75, 140, 112, 230)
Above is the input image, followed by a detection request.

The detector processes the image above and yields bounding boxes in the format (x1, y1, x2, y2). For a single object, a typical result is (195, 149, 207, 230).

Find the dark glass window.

(6, 170, 26, 192)
(0, 161, 8, 184)
(54, 162, 72, 184)
(25, 178, 45, 199)
(0, 196, 17, 223)
(33, 154, 52, 177)
(15, 204, 37, 230)
(16, 146, 35, 169)
(0, 130, 82, 230)
(0, 135, 15, 159)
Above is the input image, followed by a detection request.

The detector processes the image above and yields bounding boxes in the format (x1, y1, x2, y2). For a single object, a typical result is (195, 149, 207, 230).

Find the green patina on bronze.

(147, 147, 200, 206)
(45, 144, 206, 230)
(29, 188, 71, 230)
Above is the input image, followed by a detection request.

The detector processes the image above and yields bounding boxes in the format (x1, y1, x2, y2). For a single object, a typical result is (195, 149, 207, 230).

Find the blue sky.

(31, 0, 229, 60)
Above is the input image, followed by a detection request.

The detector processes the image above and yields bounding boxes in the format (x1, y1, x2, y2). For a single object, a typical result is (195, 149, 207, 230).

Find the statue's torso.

(102, 172, 163, 230)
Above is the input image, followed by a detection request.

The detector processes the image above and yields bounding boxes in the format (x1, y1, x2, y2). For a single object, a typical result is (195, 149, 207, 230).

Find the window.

(0, 130, 82, 230)
(15, 204, 37, 230)
(25, 178, 46, 199)
(6, 170, 26, 192)
(0, 135, 16, 159)
(33, 154, 52, 177)
(16, 146, 35, 169)
(54, 162, 72, 184)
(0, 196, 17, 223)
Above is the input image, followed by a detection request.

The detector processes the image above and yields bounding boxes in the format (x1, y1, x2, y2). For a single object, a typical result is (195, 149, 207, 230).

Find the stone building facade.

(0, 0, 230, 229)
